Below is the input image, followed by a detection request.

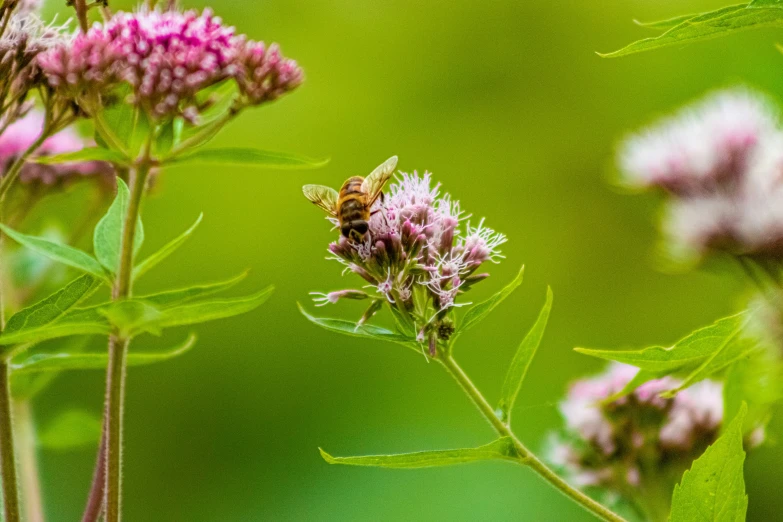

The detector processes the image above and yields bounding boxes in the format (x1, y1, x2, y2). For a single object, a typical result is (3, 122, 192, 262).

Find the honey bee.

(303, 155, 398, 242)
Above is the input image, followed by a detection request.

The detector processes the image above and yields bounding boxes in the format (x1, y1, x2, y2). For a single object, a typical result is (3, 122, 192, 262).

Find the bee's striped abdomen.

(338, 176, 368, 222)
(337, 176, 371, 241)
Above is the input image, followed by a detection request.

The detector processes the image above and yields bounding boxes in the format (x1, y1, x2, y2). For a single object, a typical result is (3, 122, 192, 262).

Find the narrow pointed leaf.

(4, 275, 99, 334)
(0, 322, 110, 349)
(320, 437, 518, 469)
(0, 224, 108, 281)
(12, 333, 197, 373)
(33, 147, 129, 166)
(54, 273, 250, 330)
(38, 410, 102, 451)
(455, 266, 524, 339)
(633, 12, 721, 30)
(133, 213, 204, 279)
(496, 287, 552, 423)
(169, 148, 329, 168)
(299, 304, 419, 352)
(660, 328, 762, 398)
(601, 4, 783, 58)
(157, 286, 274, 328)
(575, 312, 749, 373)
(94, 177, 144, 274)
(11, 336, 90, 399)
(0, 320, 110, 347)
(140, 272, 248, 307)
(670, 404, 748, 522)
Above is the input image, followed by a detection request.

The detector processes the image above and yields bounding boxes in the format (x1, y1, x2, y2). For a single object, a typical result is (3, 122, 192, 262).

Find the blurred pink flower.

(549, 363, 738, 501)
(0, 110, 112, 185)
(618, 88, 783, 259)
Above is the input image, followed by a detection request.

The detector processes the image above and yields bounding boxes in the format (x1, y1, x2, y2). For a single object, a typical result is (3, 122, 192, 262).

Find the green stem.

(438, 355, 627, 522)
(15, 400, 44, 522)
(0, 361, 20, 522)
(104, 336, 128, 522)
(103, 154, 151, 522)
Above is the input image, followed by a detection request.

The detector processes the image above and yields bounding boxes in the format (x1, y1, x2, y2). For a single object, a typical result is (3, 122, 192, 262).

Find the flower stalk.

(101, 142, 152, 522)
(438, 354, 626, 522)
(0, 361, 20, 522)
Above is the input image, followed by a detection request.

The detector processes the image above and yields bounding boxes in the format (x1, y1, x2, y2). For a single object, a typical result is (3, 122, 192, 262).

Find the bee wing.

(303, 184, 339, 216)
(362, 155, 398, 207)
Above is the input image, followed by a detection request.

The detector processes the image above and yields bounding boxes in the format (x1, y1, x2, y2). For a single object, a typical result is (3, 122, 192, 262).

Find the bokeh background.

(22, 0, 783, 519)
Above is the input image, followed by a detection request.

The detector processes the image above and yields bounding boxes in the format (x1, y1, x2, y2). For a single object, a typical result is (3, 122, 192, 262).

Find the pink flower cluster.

(320, 170, 506, 350)
(618, 89, 783, 259)
(0, 110, 112, 185)
(548, 363, 752, 498)
(37, 7, 303, 121)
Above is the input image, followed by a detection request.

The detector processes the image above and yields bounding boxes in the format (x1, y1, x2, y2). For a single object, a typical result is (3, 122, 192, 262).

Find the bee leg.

(369, 193, 386, 216)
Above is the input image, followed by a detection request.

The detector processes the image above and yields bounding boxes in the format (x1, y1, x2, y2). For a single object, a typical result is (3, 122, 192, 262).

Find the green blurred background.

(24, 0, 783, 519)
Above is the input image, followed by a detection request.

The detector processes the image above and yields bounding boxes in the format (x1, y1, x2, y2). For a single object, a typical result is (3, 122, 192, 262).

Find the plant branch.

(96, 140, 152, 522)
(81, 428, 106, 522)
(0, 361, 20, 522)
(15, 400, 44, 522)
(438, 355, 626, 522)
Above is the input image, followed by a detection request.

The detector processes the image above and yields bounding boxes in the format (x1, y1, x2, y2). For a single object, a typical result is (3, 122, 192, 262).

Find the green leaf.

(455, 266, 524, 339)
(45, 286, 268, 339)
(0, 320, 110, 347)
(633, 12, 715, 30)
(156, 287, 274, 328)
(575, 312, 750, 374)
(4, 275, 100, 334)
(601, 4, 782, 58)
(38, 410, 102, 451)
(101, 300, 163, 337)
(750, 0, 783, 7)
(299, 303, 419, 352)
(320, 437, 519, 469)
(54, 273, 249, 332)
(11, 336, 90, 399)
(133, 213, 204, 280)
(0, 224, 108, 282)
(139, 272, 248, 307)
(154, 119, 179, 157)
(496, 287, 552, 424)
(670, 404, 748, 522)
(93, 178, 144, 274)
(33, 148, 129, 166)
(9, 225, 68, 289)
(660, 324, 762, 399)
(169, 148, 329, 169)
(94, 94, 151, 157)
(12, 333, 197, 373)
